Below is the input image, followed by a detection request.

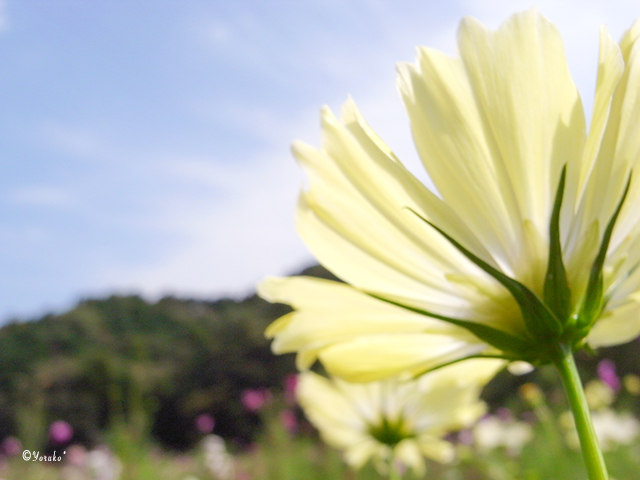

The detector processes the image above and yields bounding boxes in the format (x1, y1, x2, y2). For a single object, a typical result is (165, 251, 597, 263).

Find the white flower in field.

(472, 415, 533, 455)
(260, 9, 640, 382)
(202, 435, 235, 480)
(561, 408, 640, 450)
(86, 446, 122, 480)
(584, 379, 615, 410)
(593, 410, 640, 450)
(296, 359, 503, 475)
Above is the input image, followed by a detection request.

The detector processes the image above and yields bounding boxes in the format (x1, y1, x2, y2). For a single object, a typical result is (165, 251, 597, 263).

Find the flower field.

(1, 360, 639, 480)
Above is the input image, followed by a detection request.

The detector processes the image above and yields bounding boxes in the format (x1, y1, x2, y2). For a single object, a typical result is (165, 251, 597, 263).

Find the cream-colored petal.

(297, 193, 516, 324)
(296, 372, 368, 447)
(619, 20, 640, 59)
(258, 276, 481, 370)
(333, 100, 494, 269)
(343, 441, 383, 469)
(394, 440, 427, 474)
(572, 27, 624, 208)
(294, 141, 523, 330)
(608, 27, 640, 246)
(415, 437, 455, 464)
(398, 9, 585, 291)
(318, 334, 488, 383)
(563, 29, 623, 295)
(605, 225, 640, 302)
(573, 20, 640, 315)
(297, 188, 462, 306)
(412, 359, 500, 430)
(293, 105, 513, 318)
(458, 10, 585, 237)
(418, 357, 505, 390)
(581, 20, 640, 247)
(588, 298, 640, 347)
(397, 48, 520, 276)
(295, 348, 322, 370)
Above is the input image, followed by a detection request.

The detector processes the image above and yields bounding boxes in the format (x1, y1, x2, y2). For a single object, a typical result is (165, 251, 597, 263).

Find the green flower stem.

(554, 344, 608, 480)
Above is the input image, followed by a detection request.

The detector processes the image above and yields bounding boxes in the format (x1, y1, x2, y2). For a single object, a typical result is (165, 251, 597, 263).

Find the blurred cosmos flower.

(596, 359, 620, 392)
(259, 9, 640, 381)
(296, 359, 503, 475)
(202, 435, 235, 480)
(283, 373, 299, 405)
(0, 437, 21, 457)
(65, 444, 88, 468)
(87, 446, 122, 480)
(196, 413, 216, 434)
(561, 409, 640, 451)
(49, 420, 73, 444)
(472, 414, 533, 455)
(61, 444, 122, 480)
(280, 409, 298, 434)
(241, 388, 272, 412)
(0, 437, 22, 457)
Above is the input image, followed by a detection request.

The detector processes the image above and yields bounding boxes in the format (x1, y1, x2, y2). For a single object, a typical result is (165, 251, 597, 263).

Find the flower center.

(368, 416, 414, 447)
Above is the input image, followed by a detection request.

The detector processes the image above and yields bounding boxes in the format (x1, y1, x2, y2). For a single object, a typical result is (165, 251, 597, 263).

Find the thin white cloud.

(40, 121, 103, 159)
(95, 147, 309, 299)
(5, 185, 75, 208)
(203, 20, 231, 47)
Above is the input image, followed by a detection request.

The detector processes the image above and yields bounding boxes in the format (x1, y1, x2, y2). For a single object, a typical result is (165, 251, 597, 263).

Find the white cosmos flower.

(561, 408, 640, 451)
(259, 9, 640, 382)
(472, 415, 533, 455)
(296, 359, 503, 475)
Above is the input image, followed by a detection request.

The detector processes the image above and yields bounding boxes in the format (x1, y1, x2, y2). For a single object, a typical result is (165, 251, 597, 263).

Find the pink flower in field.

(280, 409, 297, 434)
(1, 436, 21, 456)
(496, 407, 513, 422)
(66, 444, 88, 467)
(284, 374, 298, 405)
(241, 389, 271, 412)
(196, 413, 215, 434)
(49, 420, 73, 444)
(597, 359, 621, 392)
(457, 428, 474, 445)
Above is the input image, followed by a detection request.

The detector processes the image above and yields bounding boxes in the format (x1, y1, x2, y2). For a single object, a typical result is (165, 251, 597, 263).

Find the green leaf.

(409, 353, 510, 380)
(544, 166, 572, 322)
(407, 209, 562, 341)
(367, 293, 534, 357)
(578, 172, 633, 331)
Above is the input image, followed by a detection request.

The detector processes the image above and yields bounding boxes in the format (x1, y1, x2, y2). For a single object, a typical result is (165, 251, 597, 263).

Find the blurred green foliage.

(0, 265, 338, 451)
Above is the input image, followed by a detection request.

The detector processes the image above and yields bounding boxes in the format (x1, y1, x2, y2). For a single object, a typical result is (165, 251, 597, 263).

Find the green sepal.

(544, 166, 572, 323)
(408, 209, 562, 341)
(368, 293, 535, 357)
(408, 353, 510, 381)
(577, 172, 632, 332)
(443, 318, 535, 356)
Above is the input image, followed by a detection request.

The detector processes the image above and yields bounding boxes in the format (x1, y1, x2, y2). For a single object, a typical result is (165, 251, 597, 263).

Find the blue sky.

(1, 0, 639, 322)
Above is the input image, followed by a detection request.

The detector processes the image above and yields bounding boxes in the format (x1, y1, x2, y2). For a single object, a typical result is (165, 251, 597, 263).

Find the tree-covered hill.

(0, 264, 337, 451)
